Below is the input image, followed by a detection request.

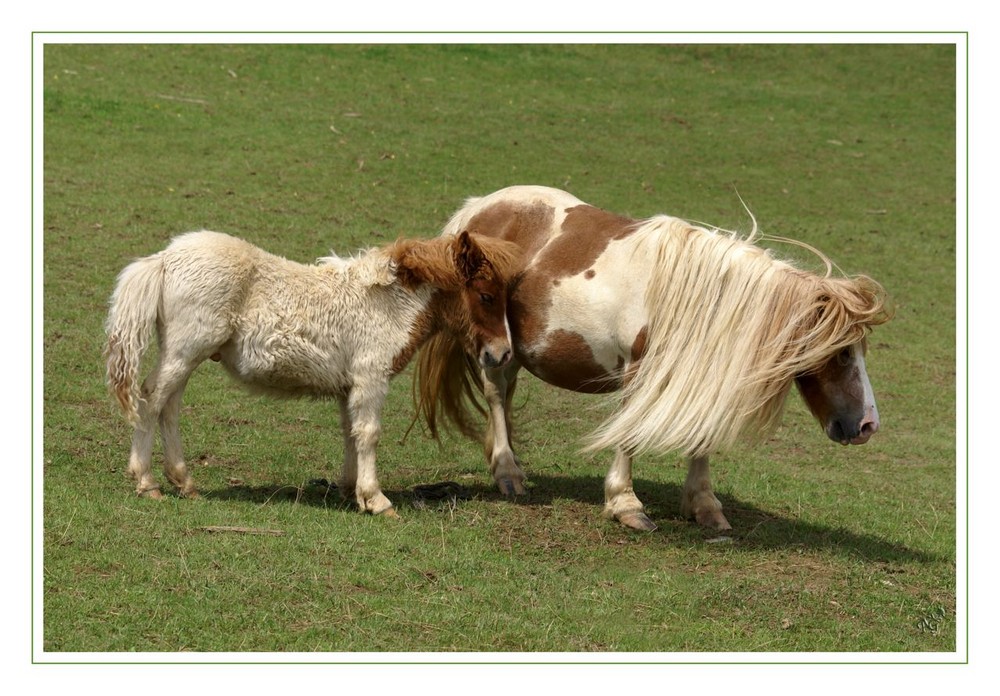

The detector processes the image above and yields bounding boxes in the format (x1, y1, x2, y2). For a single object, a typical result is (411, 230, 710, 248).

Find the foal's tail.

(413, 332, 487, 442)
(104, 253, 165, 426)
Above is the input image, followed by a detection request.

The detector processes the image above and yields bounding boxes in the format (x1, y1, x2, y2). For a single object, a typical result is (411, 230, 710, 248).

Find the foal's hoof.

(377, 507, 400, 519)
(497, 477, 527, 497)
(618, 511, 657, 532)
(140, 488, 164, 500)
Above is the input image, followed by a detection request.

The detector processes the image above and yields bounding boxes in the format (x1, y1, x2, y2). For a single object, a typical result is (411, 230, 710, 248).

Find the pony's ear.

(454, 230, 488, 285)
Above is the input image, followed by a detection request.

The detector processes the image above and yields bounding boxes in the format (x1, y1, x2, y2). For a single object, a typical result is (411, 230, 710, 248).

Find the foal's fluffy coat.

(106, 230, 517, 514)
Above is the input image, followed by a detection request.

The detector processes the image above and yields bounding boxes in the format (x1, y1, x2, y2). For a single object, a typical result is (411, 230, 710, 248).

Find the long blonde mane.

(584, 217, 889, 457)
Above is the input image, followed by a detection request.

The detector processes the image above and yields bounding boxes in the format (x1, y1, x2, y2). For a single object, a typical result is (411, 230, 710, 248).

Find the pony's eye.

(836, 348, 852, 366)
(479, 293, 494, 306)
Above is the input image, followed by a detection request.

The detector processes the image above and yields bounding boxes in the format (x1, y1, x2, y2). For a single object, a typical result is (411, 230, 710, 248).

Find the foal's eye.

(836, 347, 852, 366)
(479, 293, 494, 306)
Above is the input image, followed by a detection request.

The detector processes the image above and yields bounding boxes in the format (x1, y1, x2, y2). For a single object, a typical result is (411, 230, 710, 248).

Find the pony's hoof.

(618, 511, 657, 532)
(694, 509, 732, 531)
(497, 477, 526, 497)
(140, 488, 164, 500)
(378, 506, 400, 519)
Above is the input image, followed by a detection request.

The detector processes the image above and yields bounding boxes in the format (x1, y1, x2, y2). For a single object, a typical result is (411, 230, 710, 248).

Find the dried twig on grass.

(198, 526, 285, 536)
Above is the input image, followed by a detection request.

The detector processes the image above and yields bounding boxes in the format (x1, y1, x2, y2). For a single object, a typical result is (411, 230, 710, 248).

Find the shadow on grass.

(201, 471, 941, 564)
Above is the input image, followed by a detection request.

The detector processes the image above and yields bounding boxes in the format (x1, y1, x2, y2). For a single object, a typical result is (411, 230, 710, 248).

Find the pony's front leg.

(680, 456, 732, 530)
(336, 394, 358, 495)
(482, 363, 527, 496)
(342, 382, 396, 516)
(603, 447, 656, 531)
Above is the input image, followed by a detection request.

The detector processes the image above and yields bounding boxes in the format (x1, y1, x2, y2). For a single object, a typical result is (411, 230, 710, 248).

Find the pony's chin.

(828, 425, 874, 446)
(832, 431, 873, 446)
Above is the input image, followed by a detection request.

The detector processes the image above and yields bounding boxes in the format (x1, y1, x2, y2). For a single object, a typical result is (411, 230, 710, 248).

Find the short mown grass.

(40, 41, 957, 655)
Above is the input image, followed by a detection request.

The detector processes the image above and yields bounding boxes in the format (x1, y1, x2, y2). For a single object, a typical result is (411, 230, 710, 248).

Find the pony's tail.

(413, 333, 487, 442)
(104, 254, 164, 426)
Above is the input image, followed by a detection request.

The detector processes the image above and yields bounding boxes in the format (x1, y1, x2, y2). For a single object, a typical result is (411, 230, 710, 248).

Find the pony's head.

(791, 275, 892, 446)
(391, 230, 520, 369)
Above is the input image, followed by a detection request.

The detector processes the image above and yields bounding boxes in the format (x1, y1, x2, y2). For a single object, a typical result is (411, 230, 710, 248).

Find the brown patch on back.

(536, 205, 638, 278)
(512, 204, 639, 353)
(464, 201, 555, 264)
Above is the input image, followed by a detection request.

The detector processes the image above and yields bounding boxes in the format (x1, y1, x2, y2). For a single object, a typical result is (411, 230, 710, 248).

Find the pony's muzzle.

(830, 405, 880, 446)
(480, 344, 512, 369)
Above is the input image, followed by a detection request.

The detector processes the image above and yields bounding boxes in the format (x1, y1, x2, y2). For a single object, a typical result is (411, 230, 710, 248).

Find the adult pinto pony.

(415, 186, 890, 531)
(106, 229, 518, 515)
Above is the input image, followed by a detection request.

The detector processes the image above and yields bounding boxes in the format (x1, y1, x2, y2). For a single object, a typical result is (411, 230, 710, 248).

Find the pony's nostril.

(859, 417, 879, 438)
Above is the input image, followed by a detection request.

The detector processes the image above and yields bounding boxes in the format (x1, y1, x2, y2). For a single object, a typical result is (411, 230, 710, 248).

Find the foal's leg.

(680, 455, 732, 530)
(159, 376, 198, 498)
(603, 447, 656, 531)
(482, 363, 527, 496)
(127, 369, 162, 498)
(127, 356, 197, 498)
(336, 393, 358, 494)
(343, 381, 395, 516)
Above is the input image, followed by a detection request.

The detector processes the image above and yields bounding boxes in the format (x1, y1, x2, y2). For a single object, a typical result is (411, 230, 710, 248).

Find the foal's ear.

(454, 230, 488, 284)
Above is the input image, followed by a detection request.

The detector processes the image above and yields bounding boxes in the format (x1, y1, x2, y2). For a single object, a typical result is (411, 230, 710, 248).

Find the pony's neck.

(390, 288, 467, 375)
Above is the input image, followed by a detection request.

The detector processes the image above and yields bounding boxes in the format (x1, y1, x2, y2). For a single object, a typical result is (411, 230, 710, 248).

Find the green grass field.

(39, 42, 957, 655)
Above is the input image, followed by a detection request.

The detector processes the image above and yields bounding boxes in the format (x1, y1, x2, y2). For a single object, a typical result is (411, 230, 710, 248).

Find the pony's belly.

(218, 336, 350, 397)
(516, 335, 623, 393)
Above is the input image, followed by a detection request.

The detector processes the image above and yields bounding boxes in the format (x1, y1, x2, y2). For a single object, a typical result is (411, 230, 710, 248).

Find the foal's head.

(452, 230, 518, 369)
(391, 230, 520, 369)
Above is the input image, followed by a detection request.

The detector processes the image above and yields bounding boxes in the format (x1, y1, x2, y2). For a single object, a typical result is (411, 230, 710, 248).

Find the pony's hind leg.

(159, 378, 198, 498)
(603, 447, 656, 531)
(126, 367, 164, 498)
(128, 412, 161, 498)
(483, 363, 527, 496)
(127, 355, 199, 499)
(680, 456, 731, 530)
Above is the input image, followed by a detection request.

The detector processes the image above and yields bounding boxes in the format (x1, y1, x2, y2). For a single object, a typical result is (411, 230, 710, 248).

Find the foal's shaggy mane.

(315, 233, 521, 293)
(584, 216, 890, 457)
(386, 233, 521, 292)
